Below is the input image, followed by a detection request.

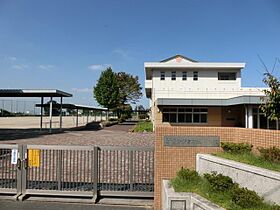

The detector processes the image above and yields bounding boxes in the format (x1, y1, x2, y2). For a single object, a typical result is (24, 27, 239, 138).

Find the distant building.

(145, 55, 279, 130)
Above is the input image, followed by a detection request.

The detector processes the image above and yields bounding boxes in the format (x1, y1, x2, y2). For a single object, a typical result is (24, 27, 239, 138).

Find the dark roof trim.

(35, 103, 108, 111)
(160, 55, 197, 63)
(157, 95, 265, 106)
(0, 89, 72, 97)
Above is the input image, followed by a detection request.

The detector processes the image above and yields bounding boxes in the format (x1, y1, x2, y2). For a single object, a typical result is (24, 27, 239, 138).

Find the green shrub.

(221, 142, 253, 153)
(132, 121, 153, 132)
(204, 172, 234, 192)
(258, 147, 280, 163)
(177, 168, 200, 182)
(231, 187, 263, 208)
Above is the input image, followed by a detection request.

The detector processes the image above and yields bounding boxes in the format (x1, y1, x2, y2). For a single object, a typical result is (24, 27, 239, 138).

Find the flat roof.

(157, 95, 265, 106)
(0, 89, 72, 97)
(36, 103, 108, 111)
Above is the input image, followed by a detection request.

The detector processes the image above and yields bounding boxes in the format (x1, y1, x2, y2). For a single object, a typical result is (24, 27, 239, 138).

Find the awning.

(157, 95, 265, 106)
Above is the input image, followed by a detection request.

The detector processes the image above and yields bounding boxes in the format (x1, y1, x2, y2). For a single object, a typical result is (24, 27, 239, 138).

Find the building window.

(160, 72, 165, 80)
(162, 107, 208, 123)
(171, 71, 176, 80)
(218, 72, 236, 80)
(182, 72, 187, 80)
(193, 71, 198, 81)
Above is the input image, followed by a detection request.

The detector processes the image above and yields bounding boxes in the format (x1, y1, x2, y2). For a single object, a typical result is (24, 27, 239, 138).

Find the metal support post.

(129, 150, 134, 191)
(49, 97, 53, 133)
(76, 108, 79, 127)
(93, 147, 99, 203)
(59, 97, 63, 131)
(40, 97, 43, 131)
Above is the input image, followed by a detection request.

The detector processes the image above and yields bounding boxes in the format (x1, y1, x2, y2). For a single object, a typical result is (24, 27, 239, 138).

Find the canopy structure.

(0, 89, 72, 133)
(36, 103, 108, 127)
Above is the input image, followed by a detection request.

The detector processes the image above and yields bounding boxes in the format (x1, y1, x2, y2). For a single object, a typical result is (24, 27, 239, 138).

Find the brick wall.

(154, 126, 280, 210)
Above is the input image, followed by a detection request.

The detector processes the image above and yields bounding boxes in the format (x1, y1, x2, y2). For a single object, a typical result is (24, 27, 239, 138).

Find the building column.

(245, 105, 253, 128)
(248, 105, 253, 128)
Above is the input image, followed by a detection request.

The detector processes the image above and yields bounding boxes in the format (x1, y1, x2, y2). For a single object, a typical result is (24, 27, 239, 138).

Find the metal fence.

(0, 144, 154, 200)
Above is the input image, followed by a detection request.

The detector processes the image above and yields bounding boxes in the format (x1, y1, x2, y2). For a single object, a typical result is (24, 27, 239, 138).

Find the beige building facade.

(145, 55, 279, 130)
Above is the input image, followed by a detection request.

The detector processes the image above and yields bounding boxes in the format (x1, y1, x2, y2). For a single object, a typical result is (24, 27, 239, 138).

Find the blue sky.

(0, 0, 280, 107)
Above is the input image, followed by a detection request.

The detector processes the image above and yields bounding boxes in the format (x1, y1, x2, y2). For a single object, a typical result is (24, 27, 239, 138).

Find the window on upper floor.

(182, 72, 187, 80)
(171, 71, 176, 80)
(160, 71, 165, 80)
(218, 72, 236, 80)
(193, 71, 198, 81)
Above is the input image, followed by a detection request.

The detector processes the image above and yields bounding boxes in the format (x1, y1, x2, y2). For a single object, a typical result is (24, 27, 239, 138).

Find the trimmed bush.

(221, 142, 253, 153)
(232, 187, 263, 208)
(204, 172, 234, 192)
(177, 168, 200, 182)
(258, 146, 280, 163)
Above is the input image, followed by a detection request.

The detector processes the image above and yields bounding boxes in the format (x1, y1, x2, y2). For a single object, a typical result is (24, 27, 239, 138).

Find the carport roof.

(0, 89, 72, 97)
(35, 103, 108, 111)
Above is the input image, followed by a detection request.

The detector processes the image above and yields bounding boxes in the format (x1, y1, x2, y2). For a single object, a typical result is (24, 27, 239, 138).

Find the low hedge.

(221, 142, 253, 153)
(172, 168, 280, 210)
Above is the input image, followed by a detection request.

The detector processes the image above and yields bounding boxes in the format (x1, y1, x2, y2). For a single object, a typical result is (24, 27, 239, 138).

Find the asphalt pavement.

(0, 200, 153, 210)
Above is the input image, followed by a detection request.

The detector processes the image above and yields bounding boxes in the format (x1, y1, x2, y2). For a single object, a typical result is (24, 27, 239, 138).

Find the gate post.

(92, 146, 99, 203)
(18, 145, 27, 201)
(14, 145, 23, 200)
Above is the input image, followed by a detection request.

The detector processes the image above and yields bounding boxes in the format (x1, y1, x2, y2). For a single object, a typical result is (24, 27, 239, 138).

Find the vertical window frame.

(193, 71, 198, 81)
(160, 71, 165, 81)
(171, 71, 176, 81)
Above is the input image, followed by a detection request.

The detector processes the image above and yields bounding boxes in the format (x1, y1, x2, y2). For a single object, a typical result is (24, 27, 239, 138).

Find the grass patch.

(214, 152, 280, 172)
(132, 121, 153, 132)
(171, 169, 280, 210)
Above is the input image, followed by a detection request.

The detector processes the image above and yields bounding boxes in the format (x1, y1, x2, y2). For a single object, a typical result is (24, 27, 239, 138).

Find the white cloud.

(5, 56, 17, 61)
(88, 64, 111, 71)
(12, 64, 28, 70)
(113, 49, 129, 58)
(72, 88, 92, 93)
(38, 64, 54, 70)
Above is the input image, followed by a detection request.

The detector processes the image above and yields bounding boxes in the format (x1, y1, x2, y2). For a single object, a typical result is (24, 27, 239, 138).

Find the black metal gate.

(0, 144, 154, 201)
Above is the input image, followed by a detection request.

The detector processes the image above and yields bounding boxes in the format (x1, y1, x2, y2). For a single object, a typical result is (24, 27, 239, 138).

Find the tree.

(116, 72, 142, 105)
(93, 67, 119, 109)
(260, 72, 280, 120)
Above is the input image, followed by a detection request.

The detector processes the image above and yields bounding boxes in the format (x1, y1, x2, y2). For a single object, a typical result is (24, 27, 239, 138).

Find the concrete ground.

(0, 116, 102, 129)
(0, 124, 154, 147)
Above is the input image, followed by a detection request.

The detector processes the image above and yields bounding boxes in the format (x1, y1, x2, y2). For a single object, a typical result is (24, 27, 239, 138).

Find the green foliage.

(204, 172, 234, 192)
(221, 142, 253, 153)
(93, 68, 119, 109)
(93, 68, 143, 119)
(261, 73, 280, 120)
(171, 169, 279, 210)
(116, 72, 142, 105)
(258, 147, 280, 163)
(176, 168, 200, 182)
(231, 187, 263, 208)
(132, 121, 153, 132)
(215, 151, 280, 172)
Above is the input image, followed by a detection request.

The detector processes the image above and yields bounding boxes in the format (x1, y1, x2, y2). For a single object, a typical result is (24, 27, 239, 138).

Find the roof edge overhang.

(0, 89, 72, 97)
(145, 62, 246, 80)
(156, 95, 265, 106)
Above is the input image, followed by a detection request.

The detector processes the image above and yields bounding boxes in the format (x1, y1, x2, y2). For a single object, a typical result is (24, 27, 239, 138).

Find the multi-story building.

(145, 55, 279, 130)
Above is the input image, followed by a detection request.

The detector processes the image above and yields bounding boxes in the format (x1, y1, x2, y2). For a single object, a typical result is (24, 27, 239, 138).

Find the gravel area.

(0, 125, 155, 148)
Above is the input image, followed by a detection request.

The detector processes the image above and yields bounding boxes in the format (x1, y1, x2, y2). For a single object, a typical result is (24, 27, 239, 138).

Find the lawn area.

(214, 152, 280, 172)
(171, 169, 280, 210)
(132, 121, 153, 132)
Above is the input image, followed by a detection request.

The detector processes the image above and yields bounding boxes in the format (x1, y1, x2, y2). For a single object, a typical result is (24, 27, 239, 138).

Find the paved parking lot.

(0, 124, 155, 148)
